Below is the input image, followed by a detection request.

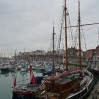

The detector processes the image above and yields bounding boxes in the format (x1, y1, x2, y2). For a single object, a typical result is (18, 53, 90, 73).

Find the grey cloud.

(0, 0, 98, 55)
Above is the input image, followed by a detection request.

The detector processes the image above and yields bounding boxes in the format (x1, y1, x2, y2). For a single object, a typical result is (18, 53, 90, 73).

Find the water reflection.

(20, 71, 27, 76)
(0, 69, 43, 99)
(0, 70, 9, 77)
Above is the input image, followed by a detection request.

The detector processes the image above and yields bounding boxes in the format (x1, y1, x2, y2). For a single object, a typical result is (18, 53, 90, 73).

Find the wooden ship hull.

(39, 70, 94, 99)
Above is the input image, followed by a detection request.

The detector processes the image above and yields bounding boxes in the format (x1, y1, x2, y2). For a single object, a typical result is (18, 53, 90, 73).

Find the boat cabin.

(44, 75, 83, 98)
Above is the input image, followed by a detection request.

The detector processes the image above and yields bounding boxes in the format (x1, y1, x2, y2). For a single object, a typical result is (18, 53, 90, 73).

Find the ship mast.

(78, 0, 82, 70)
(97, 27, 99, 46)
(64, 0, 68, 71)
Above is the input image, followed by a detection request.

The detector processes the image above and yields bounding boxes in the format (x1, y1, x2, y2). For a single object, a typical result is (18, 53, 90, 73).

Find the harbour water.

(0, 68, 99, 99)
(0, 70, 42, 99)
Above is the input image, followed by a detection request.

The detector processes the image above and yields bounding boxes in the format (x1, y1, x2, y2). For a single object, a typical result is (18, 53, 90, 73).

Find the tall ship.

(12, 0, 94, 99)
(38, 0, 94, 99)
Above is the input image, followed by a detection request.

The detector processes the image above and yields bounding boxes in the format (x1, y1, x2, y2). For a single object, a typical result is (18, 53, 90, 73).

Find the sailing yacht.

(37, 0, 94, 99)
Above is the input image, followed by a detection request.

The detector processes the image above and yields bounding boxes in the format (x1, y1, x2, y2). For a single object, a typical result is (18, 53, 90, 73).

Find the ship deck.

(41, 71, 93, 99)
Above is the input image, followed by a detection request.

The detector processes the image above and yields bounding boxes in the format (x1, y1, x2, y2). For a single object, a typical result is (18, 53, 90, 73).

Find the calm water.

(0, 70, 42, 99)
(0, 68, 99, 99)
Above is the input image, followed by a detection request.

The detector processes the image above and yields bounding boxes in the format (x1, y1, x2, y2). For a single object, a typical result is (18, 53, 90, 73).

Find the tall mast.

(41, 46, 42, 61)
(14, 49, 17, 64)
(24, 46, 25, 61)
(64, 0, 68, 71)
(52, 22, 55, 75)
(97, 27, 99, 46)
(78, 0, 82, 70)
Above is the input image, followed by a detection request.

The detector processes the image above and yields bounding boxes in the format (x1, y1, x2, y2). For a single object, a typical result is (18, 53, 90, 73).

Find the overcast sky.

(0, 0, 99, 57)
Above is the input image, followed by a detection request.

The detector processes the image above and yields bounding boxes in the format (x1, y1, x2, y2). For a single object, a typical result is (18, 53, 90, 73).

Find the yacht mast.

(52, 22, 55, 75)
(64, 0, 68, 71)
(78, 0, 82, 70)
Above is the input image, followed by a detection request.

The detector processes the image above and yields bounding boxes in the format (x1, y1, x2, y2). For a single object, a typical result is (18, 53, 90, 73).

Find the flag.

(13, 75, 16, 87)
(30, 66, 36, 84)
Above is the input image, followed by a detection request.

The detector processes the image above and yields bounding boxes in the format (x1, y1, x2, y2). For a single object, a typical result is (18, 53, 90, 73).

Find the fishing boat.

(12, 66, 44, 99)
(36, 0, 94, 99)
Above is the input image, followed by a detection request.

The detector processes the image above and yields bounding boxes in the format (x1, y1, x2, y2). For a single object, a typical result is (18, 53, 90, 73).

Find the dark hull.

(1, 70, 9, 74)
(88, 68, 99, 76)
(1, 69, 9, 71)
(12, 92, 38, 99)
(68, 75, 94, 99)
